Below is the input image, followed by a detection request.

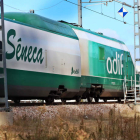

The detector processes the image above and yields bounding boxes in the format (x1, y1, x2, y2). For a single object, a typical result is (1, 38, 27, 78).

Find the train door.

(123, 51, 129, 84)
(123, 51, 128, 78)
(126, 52, 129, 79)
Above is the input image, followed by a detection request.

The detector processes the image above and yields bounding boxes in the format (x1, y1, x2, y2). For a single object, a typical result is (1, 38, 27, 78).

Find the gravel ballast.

(11, 104, 136, 120)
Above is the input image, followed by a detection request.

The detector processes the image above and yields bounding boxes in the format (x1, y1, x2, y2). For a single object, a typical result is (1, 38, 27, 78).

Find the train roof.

(3, 12, 125, 45)
(3, 12, 78, 40)
(59, 21, 125, 45)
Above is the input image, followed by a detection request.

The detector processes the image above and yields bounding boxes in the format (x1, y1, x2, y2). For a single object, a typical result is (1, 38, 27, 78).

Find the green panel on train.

(66, 23, 136, 98)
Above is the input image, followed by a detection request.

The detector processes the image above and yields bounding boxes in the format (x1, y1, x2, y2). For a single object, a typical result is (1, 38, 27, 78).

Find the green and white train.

(0, 12, 137, 103)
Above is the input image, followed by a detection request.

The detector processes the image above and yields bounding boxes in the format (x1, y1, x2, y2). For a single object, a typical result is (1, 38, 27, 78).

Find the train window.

(0, 41, 2, 61)
(99, 47, 105, 60)
(45, 50, 47, 67)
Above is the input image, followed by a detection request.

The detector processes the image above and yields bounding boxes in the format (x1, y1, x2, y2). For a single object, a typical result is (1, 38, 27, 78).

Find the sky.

(3, 0, 135, 60)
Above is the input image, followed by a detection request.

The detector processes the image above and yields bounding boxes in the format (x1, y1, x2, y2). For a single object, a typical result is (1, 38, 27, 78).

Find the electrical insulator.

(30, 10, 35, 13)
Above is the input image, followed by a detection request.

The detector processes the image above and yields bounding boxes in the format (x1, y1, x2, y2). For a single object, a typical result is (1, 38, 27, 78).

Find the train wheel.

(87, 96, 93, 103)
(94, 97, 99, 103)
(76, 96, 81, 103)
(118, 98, 121, 103)
(45, 97, 54, 104)
(13, 100, 20, 104)
(61, 99, 66, 103)
(103, 99, 107, 102)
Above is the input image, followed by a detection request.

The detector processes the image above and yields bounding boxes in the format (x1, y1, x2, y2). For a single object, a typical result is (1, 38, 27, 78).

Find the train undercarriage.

(12, 84, 123, 104)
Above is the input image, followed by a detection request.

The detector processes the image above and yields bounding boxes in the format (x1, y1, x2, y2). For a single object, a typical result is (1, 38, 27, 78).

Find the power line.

(4, 0, 135, 27)
(4, 4, 26, 12)
(113, 0, 133, 8)
(35, 0, 64, 11)
(4, 0, 64, 12)
(65, 0, 134, 26)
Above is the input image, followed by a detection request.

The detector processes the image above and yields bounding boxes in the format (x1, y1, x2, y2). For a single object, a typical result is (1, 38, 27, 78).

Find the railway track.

(0, 101, 134, 107)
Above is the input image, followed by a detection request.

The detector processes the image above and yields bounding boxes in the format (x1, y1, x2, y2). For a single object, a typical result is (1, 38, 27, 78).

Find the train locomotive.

(0, 12, 137, 103)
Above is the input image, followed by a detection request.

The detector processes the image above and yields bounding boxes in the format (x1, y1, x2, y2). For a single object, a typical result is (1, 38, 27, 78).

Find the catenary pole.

(1, 0, 9, 108)
(78, 0, 82, 27)
(134, 0, 140, 104)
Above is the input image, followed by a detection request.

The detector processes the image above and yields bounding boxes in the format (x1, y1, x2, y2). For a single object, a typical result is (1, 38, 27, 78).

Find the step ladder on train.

(124, 80, 140, 103)
(123, 75, 140, 104)
(0, 0, 9, 108)
(124, 76, 134, 103)
(124, 87, 140, 104)
(123, 76, 140, 103)
(133, 0, 140, 104)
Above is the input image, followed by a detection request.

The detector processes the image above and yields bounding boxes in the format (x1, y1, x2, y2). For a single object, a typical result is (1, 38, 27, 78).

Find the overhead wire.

(4, 0, 64, 12)
(4, 4, 26, 12)
(34, 0, 64, 11)
(113, 0, 132, 7)
(65, 0, 134, 26)
(4, 0, 134, 26)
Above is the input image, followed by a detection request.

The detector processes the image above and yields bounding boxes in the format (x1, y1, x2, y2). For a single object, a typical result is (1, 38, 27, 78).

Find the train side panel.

(0, 19, 81, 99)
(73, 28, 134, 98)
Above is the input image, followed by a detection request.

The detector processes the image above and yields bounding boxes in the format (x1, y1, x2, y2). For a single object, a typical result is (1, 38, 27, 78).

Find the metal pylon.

(134, 0, 140, 104)
(0, 0, 8, 108)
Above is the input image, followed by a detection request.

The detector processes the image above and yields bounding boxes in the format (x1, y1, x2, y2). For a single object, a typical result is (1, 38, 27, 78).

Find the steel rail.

(0, 101, 135, 107)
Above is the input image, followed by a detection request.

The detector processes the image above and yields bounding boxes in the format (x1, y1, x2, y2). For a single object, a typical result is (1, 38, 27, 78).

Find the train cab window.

(99, 47, 105, 60)
(0, 41, 2, 61)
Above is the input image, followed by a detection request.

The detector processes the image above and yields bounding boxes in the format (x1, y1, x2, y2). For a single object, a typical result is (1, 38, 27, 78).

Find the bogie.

(118, 98, 121, 103)
(94, 98, 99, 103)
(13, 100, 20, 104)
(61, 99, 66, 103)
(45, 97, 54, 104)
(87, 96, 93, 103)
(103, 99, 107, 102)
(75, 96, 81, 103)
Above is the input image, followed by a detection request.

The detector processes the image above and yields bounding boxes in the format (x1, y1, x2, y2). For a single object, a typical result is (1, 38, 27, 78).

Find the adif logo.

(106, 52, 123, 75)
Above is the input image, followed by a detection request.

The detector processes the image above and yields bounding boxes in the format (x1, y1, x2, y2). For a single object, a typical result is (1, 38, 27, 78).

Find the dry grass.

(0, 104, 140, 140)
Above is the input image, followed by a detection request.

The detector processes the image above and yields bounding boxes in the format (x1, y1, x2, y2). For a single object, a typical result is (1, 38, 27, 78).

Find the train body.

(0, 12, 137, 102)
